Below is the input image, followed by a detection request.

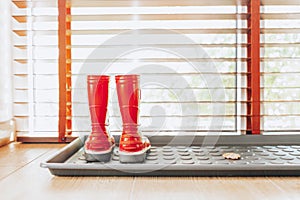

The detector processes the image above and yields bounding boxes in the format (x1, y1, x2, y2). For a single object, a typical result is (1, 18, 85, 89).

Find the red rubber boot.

(115, 75, 151, 163)
(84, 75, 115, 162)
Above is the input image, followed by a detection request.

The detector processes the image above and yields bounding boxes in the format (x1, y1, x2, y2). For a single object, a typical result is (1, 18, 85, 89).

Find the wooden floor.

(0, 143, 299, 200)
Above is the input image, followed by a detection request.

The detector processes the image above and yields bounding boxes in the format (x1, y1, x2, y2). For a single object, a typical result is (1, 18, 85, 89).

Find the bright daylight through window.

(10, 0, 300, 140)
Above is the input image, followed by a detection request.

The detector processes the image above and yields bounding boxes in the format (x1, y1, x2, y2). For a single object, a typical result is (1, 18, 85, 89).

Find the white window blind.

(69, 1, 247, 136)
(262, 3, 300, 133)
(12, 0, 59, 137)
(11, 0, 249, 138)
(23, 0, 300, 138)
(11, 0, 300, 139)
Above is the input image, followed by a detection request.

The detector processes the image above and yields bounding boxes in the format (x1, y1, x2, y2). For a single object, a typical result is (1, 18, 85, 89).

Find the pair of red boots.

(84, 75, 151, 163)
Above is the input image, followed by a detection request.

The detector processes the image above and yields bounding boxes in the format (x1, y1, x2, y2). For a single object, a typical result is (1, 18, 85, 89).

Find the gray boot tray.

(41, 135, 300, 176)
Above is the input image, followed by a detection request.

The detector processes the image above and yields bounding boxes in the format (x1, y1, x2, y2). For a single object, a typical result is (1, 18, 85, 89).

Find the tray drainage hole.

(291, 145, 300, 149)
(280, 156, 295, 160)
(290, 152, 300, 156)
(263, 157, 276, 160)
(180, 156, 192, 160)
(194, 153, 206, 156)
(178, 152, 190, 156)
(146, 156, 158, 160)
(181, 160, 195, 164)
(192, 149, 203, 153)
(197, 157, 209, 160)
(162, 149, 173, 153)
(148, 153, 158, 156)
(163, 160, 176, 164)
(178, 149, 189, 153)
(146, 160, 159, 164)
(210, 153, 222, 156)
(163, 156, 176, 160)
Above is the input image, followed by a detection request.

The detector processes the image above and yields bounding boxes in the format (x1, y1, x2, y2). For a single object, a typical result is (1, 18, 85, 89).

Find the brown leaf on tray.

(222, 152, 241, 160)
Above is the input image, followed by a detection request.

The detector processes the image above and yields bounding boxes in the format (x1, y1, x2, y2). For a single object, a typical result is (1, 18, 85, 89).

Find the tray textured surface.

(67, 145, 300, 166)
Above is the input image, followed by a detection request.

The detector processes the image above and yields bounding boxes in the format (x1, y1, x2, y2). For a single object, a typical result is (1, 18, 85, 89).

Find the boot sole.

(84, 148, 114, 162)
(119, 152, 146, 163)
(119, 136, 151, 163)
(119, 146, 151, 163)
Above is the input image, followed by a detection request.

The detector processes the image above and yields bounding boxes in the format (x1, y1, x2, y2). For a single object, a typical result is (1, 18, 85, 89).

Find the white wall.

(0, 1, 14, 145)
(0, 0, 12, 123)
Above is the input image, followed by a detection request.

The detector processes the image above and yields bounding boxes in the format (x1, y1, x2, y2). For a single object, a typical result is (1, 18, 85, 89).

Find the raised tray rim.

(40, 135, 300, 176)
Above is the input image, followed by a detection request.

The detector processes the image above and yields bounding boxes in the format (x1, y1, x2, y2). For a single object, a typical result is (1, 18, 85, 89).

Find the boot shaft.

(87, 75, 109, 124)
(115, 75, 140, 125)
(85, 75, 113, 155)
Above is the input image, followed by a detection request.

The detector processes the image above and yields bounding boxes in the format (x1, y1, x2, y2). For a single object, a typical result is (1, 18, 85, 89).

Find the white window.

(9, 0, 300, 141)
